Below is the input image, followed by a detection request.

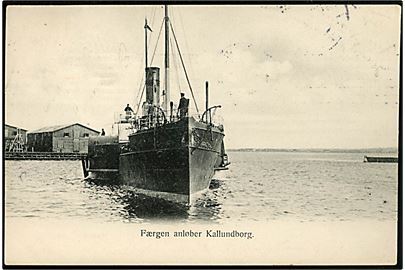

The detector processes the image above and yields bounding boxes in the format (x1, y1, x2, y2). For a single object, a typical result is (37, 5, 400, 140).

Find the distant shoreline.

(227, 148, 398, 154)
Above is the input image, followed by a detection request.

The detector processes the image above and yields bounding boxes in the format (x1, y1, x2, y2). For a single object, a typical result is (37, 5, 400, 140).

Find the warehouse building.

(27, 123, 100, 153)
(5, 124, 28, 152)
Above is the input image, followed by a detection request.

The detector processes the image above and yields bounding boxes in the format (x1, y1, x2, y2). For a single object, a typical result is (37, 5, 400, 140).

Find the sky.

(5, 5, 400, 149)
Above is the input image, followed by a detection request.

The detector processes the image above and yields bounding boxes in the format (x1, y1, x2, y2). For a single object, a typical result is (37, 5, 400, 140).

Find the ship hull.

(119, 117, 224, 204)
(86, 135, 121, 181)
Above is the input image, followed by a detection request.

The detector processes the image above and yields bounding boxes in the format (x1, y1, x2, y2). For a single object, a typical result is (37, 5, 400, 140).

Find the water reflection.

(84, 177, 225, 222)
(190, 179, 223, 220)
(121, 193, 189, 221)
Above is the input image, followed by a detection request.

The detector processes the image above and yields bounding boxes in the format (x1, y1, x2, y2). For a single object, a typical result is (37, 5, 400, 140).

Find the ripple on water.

(5, 152, 398, 223)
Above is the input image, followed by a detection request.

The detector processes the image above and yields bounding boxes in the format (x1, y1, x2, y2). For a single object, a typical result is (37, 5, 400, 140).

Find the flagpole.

(144, 18, 148, 69)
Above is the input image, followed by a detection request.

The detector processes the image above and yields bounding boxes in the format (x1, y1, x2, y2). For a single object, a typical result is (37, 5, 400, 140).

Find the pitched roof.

(5, 124, 27, 131)
(28, 123, 100, 134)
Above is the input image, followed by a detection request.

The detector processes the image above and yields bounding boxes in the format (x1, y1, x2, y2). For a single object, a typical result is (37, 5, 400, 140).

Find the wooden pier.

(363, 156, 398, 163)
(5, 152, 87, 160)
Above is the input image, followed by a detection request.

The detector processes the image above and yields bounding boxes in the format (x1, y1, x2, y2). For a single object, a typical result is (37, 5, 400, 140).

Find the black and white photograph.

(3, 2, 401, 266)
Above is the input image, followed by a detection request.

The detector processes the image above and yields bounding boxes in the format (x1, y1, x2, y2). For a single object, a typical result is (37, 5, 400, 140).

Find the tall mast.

(144, 18, 148, 69)
(164, 5, 170, 113)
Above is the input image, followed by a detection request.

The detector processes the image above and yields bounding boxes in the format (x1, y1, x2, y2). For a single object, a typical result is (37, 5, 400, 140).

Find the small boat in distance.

(363, 156, 398, 163)
(82, 5, 230, 204)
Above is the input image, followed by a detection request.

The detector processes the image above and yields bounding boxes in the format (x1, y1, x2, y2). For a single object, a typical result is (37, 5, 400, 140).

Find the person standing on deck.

(124, 104, 134, 121)
(177, 93, 189, 119)
(101, 128, 105, 136)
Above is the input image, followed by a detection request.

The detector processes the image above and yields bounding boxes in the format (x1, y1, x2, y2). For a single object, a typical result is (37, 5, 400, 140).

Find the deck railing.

(118, 104, 223, 131)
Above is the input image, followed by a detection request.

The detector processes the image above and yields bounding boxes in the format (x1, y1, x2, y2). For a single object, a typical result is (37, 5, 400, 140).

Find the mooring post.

(170, 101, 174, 122)
(81, 157, 89, 178)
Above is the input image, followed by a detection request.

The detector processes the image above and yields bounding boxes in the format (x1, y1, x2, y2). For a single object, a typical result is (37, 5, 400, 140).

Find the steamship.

(82, 6, 230, 204)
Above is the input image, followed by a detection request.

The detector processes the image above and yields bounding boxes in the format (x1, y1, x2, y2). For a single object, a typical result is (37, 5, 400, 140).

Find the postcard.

(4, 3, 400, 266)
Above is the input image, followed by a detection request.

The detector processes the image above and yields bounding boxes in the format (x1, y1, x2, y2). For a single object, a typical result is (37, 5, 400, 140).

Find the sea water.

(5, 151, 398, 224)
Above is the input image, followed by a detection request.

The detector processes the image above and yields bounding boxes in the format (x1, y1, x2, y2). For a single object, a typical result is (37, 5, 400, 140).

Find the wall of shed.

(52, 125, 99, 153)
(27, 132, 53, 152)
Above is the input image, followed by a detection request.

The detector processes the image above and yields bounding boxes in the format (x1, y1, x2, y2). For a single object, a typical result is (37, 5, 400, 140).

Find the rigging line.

(145, 7, 154, 64)
(169, 8, 182, 95)
(133, 9, 155, 109)
(134, 84, 146, 117)
(176, 7, 196, 89)
(169, 21, 200, 115)
(135, 18, 164, 117)
(149, 18, 164, 66)
(169, 35, 182, 96)
(133, 57, 145, 110)
(133, 19, 147, 110)
(147, 6, 157, 51)
(133, 70, 144, 109)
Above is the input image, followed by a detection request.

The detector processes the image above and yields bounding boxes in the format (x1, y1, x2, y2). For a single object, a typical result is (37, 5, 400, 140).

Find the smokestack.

(145, 67, 160, 107)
